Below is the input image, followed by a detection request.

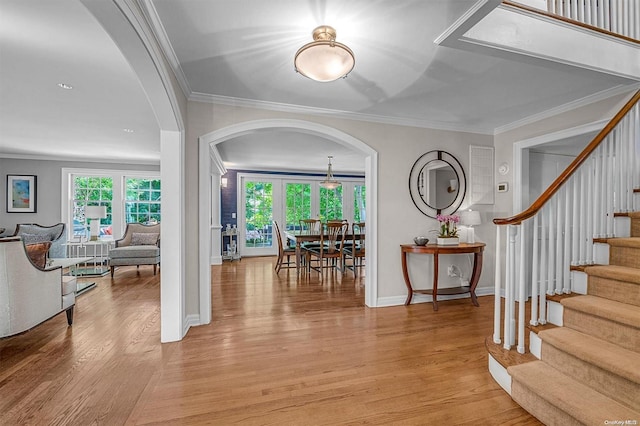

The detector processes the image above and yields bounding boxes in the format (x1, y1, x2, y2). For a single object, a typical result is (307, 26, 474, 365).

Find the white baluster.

(539, 208, 548, 324)
(595, 146, 604, 237)
(503, 225, 514, 350)
(587, 156, 595, 264)
(606, 139, 614, 237)
(509, 225, 517, 348)
(555, 188, 564, 294)
(611, 0, 618, 33)
(603, 0, 611, 30)
(564, 182, 572, 293)
(598, 0, 605, 28)
(548, 198, 556, 294)
(518, 223, 526, 354)
(531, 215, 540, 326)
(576, 168, 584, 265)
(494, 225, 502, 344)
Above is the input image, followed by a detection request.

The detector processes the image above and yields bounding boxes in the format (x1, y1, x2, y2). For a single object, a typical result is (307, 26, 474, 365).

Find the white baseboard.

(183, 314, 200, 336)
(593, 243, 609, 265)
(211, 255, 223, 265)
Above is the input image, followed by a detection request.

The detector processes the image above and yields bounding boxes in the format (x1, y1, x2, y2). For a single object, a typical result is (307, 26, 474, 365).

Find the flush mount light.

(123, 128, 135, 133)
(294, 25, 355, 82)
(57, 83, 73, 90)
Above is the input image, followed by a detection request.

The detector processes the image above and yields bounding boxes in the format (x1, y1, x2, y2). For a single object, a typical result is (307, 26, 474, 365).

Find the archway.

(198, 119, 378, 324)
(82, 0, 186, 342)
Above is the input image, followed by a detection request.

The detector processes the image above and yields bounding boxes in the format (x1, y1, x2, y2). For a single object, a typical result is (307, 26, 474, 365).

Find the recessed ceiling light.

(123, 128, 134, 133)
(57, 83, 73, 90)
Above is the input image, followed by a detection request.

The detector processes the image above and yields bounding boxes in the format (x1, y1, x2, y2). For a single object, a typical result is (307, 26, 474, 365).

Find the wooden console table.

(401, 242, 485, 311)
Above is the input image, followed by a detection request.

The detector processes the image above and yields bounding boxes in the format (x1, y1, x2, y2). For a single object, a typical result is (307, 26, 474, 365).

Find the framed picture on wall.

(6, 175, 37, 213)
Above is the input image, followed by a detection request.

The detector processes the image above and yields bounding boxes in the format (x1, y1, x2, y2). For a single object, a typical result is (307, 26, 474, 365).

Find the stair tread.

(606, 237, 640, 248)
(509, 361, 640, 421)
(585, 264, 640, 285)
(561, 295, 640, 328)
(538, 327, 640, 384)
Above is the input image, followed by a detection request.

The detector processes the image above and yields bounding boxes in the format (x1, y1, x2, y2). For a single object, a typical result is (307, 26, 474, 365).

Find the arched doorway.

(82, 0, 186, 342)
(198, 119, 378, 324)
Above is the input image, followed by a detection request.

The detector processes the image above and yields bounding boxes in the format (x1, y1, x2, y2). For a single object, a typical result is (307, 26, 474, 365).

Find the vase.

(437, 237, 459, 246)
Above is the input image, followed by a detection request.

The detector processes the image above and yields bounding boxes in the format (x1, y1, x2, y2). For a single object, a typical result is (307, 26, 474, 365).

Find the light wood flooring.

(0, 257, 540, 425)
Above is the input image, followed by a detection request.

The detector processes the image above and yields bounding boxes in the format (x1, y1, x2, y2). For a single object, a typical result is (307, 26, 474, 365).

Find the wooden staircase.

(508, 212, 640, 423)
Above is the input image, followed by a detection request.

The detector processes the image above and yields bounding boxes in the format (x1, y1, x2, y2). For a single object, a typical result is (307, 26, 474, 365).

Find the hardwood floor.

(0, 257, 540, 425)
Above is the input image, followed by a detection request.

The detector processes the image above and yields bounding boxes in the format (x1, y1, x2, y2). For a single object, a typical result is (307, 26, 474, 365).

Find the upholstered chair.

(0, 237, 76, 338)
(13, 223, 66, 259)
(108, 223, 160, 277)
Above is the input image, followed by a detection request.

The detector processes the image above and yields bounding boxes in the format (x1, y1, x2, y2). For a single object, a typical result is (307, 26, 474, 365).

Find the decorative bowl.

(413, 236, 429, 246)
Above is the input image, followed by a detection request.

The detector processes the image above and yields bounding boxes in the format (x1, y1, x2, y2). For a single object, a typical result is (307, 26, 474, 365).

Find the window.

(354, 184, 366, 222)
(63, 168, 160, 241)
(285, 182, 311, 230)
(319, 186, 343, 221)
(244, 180, 273, 248)
(72, 176, 113, 237)
(125, 178, 161, 224)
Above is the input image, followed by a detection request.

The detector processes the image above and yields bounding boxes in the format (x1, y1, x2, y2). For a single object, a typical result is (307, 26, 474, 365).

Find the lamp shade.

(295, 26, 355, 82)
(85, 205, 107, 219)
(460, 210, 481, 226)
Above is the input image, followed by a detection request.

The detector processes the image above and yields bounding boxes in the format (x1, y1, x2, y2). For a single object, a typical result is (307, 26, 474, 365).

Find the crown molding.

(139, 0, 192, 98)
(494, 83, 640, 134)
(189, 92, 495, 135)
(0, 153, 160, 165)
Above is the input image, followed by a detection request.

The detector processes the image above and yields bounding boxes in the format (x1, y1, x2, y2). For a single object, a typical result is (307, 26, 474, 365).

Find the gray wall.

(0, 158, 159, 237)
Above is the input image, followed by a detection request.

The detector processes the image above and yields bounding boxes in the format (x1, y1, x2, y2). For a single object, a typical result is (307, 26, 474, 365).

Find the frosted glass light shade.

(295, 26, 354, 82)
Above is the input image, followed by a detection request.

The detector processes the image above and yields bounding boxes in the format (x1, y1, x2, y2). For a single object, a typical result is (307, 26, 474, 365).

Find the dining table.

(284, 228, 360, 275)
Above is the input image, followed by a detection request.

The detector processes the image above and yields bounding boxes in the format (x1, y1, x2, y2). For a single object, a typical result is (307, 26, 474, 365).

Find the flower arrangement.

(435, 214, 459, 238)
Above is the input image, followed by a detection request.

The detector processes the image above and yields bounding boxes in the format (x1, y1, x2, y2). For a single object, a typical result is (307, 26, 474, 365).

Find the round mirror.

(409, 150, 466, 218)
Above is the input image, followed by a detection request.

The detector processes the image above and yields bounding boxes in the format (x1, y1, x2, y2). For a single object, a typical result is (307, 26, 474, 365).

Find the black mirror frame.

(408, 150, 466, 218)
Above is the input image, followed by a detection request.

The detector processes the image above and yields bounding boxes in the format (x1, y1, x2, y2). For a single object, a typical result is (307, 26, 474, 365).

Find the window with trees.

(125, 177, 161, 224)
(72, 176, 113, 237)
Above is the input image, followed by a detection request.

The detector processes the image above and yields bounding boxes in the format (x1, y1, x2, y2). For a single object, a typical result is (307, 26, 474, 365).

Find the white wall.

(185, 101, 495, 306)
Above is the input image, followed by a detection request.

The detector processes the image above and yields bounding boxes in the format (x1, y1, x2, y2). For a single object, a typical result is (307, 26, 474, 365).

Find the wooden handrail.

(494, 89, 640, 226)
(502, 1, 640, 45)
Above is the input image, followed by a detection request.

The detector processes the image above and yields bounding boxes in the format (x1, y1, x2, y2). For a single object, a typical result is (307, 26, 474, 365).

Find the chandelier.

(294, 25, 355, 82)
(319, 156, 341, 189)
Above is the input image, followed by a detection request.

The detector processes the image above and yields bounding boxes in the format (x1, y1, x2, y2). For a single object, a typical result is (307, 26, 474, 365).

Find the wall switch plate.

(231, 212, 236, 218)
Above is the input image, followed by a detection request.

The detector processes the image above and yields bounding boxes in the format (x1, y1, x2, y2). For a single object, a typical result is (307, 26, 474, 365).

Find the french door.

(238, 174, 363, 257)
(239, 177, 280, 256)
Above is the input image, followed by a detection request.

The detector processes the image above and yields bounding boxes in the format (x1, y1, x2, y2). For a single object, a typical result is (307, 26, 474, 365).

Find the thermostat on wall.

(497, 182, 509, 193)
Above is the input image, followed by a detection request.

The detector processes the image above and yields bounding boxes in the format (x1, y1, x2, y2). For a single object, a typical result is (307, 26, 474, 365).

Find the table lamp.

(85, 206, 107, 241)
(460, 210, 481, 243)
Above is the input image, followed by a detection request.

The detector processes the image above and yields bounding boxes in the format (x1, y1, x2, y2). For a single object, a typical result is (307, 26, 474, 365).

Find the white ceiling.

(0, 0, 635, 172)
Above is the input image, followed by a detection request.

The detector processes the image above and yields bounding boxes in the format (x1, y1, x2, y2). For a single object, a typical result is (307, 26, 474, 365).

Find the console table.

(400, 242, 485, 311)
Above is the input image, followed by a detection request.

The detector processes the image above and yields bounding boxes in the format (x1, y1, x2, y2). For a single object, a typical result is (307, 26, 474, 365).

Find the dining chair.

(273, 221, 296, 275)
(306, 221, 348, 281)
(343, 222, 365, 277)
(299, 218, 322, 267)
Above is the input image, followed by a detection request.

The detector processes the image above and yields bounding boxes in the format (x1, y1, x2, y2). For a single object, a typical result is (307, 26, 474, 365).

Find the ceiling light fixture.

(57, 83, 73, 90)
(319, 156, 341, 189)
(123, 128, 134, 133)
(294, 25, 355, 82)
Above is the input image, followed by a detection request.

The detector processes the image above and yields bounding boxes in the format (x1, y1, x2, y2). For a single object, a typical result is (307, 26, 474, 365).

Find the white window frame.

(61, 168, 161, 242)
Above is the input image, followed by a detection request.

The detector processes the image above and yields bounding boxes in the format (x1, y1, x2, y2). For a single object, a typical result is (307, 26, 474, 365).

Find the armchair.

(0, 237, 76, 338)
(108, 223, 160, 278)
(13, 223, 66, 259)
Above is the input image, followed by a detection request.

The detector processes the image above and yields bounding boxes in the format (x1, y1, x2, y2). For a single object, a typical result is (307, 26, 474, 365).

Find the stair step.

(584, 265, 640, 306)
(607, 237, 640, 269)
(509, 361, 640, 425)
(539, 327, 640, 409)
(630, 212, 640, 237)
(561, 295, 640, 353)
